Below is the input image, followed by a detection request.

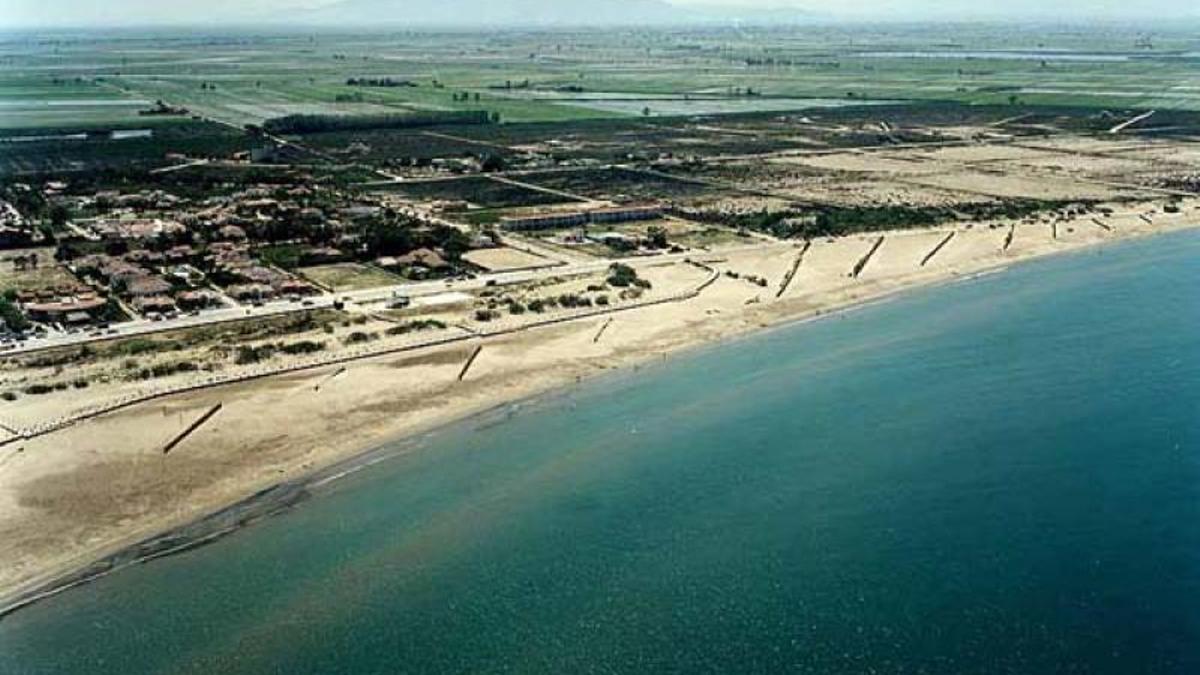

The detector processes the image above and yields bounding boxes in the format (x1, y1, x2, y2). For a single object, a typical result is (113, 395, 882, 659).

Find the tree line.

(261, 111, 494, 135)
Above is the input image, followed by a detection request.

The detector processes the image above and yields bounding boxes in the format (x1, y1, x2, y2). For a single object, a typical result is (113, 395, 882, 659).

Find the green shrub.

(343, 331, 378, 345)
(385, 319, 447, 336)
(279, 340, 325, 355)
(0, 297, 30, 333)
(236, 345, 275, 364)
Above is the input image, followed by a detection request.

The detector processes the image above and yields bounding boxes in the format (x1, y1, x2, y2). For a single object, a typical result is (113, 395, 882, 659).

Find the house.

(588, 204, 663, 224)
(126, 249, 165, 265)
(500, 211, 588, 231)
(217, 225, 248, 242)
(176, 290, 219, 310)
(63, 311, 93, 326)
(276, 279, 315, 297)
(588, 231, 639, 250)
(378, 248, 449, 271)
(107, 263, 151, 286)
(227, 283, 275, 302)
(166, 264, 206, 285)
(470, 234, 498, 249)
(498, 204, 662, 231)
(92, 217, 186, 241)
(298, 208, 326, 225)
(164, 245, 197, 263)
(340, 205, 382, 223)
(235, 265, 287, 286)
(125, 276, 174, 298)
(0, 200, 24, 229)
(299, 247, 346, 266)
(24, 296, 107, 323)
(131, 295, 176, 315)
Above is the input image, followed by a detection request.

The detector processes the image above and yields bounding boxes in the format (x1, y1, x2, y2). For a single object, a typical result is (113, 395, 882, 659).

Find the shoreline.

(2, 220, 1198, 620)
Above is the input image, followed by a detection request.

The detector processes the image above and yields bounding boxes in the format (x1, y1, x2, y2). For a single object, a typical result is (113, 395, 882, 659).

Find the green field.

(3, 24, 1199, 133)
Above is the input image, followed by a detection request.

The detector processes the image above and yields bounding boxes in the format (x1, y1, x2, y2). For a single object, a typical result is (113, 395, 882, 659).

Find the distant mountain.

(297, 0, 813, 27)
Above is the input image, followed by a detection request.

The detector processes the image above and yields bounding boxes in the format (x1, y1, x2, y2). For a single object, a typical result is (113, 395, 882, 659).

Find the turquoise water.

(2, 230, 1199, 674)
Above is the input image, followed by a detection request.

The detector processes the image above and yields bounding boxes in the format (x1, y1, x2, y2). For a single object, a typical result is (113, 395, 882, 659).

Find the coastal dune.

(1, 201, 1197, 613)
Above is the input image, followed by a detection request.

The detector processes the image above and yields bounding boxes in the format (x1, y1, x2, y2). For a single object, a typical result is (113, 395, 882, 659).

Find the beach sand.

(1, 201, 1197, 611)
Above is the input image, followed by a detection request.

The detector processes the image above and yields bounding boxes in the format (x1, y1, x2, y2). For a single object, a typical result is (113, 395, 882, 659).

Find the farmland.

(2, 25, 1200, 297)
(3, 24, 1200, 137)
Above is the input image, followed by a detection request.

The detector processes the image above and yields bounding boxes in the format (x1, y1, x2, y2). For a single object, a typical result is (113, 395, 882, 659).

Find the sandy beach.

(1, 201, 1197, 615)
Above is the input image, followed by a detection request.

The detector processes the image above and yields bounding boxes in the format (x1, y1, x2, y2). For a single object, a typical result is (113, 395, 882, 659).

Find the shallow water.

(2, 230, 1199, 674)
(856, 50, 1132, 62)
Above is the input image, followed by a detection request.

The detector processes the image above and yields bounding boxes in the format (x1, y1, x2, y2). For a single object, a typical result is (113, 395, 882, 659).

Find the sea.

(1, 229, 1198, 674)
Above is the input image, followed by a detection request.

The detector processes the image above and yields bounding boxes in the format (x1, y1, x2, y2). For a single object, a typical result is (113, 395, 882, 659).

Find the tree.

(479, 152, 507, 173)
(363, 219, 416, 258)
(49, 204, 69, 228)
(607, 263, 639, 287)
(646, 225, 669, 249)
(0, 297, 30, 333)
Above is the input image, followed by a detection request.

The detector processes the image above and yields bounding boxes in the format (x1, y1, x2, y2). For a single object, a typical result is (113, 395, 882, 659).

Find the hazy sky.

(3, 0, 1197, 27)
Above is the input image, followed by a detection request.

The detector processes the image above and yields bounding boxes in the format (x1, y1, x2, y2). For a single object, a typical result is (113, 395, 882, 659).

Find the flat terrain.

(298, 263, 404, 291)
(0, 248, 75, 292)
(2, 199, 1198, 609)
(2, 24, 1200, 618)
(4, 25, 1200, 133)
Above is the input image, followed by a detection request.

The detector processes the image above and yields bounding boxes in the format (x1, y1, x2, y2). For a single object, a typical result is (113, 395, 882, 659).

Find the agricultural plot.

(372, 176, 578, 208)
(545, 95, 888, 117)
(659, 160, 985, 208)
(784, 177, 996, 209)
(670, 226, 756, 249)
(518, 167, 719, 203)
(896, 169, 1146, 202)
(0, 121, 250, 176)
(299, 128, 518, 164)
(9, 29, 1200, 139)
(0, 249, 79, 293)
(463, 247, 553, 272)
(298, 263, 403, 292)
(504, 121, 822, 161)
(0, 76, 150, 130)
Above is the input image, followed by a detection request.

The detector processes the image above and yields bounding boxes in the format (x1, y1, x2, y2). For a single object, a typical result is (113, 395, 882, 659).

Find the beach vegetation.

(343, 331, 377, 345)
(385, 319, 446, 336)
(278, 340, 325, 355)
(235, 345, 274, 364)
(606, 263, 651, 289)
